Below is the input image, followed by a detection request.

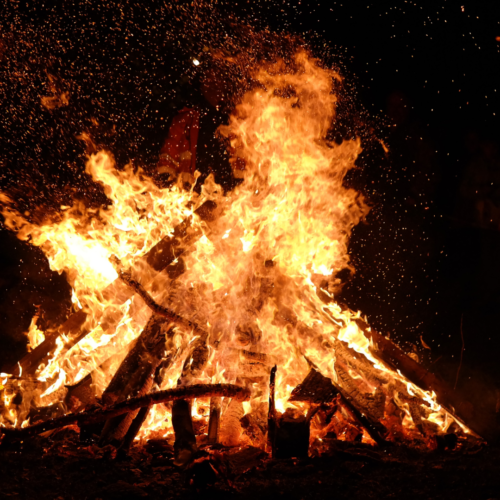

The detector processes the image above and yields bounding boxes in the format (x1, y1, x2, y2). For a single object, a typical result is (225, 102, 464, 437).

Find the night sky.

(0, 1, 499, 406)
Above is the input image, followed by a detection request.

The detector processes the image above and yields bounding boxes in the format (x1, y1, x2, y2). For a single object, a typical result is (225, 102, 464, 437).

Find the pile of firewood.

(0, 198, 488, 466)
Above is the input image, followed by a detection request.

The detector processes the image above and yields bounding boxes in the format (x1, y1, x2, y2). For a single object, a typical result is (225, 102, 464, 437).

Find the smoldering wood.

(207, 396, 221, 444)
(6, 200, 218, 378)
(1, 383, 250, 442)
(64, 373, 95, 412)
(98, 315, 173, 446)
(335, 388, 388, 446)
(397, 392, 426, 435)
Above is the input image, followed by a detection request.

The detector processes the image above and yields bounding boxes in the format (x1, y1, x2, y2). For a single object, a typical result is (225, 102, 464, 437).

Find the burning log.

(117, 270, 207, 338)
(334, 365, 386, 426)
(207, 396, 221, 444)
(172, 399, 197, 466)
(289, 367, 338, 405)
(240, 412, 266, 448)
(98, 315, 174, 446)
(220, 398, 245, 446)
(268, 365, 277, 457)
(354, 319, 484, 438)
(5, 200, 218, 378)
(119, 355, 173, 451)
(0, 383, 249, 442)
(291, 367, 388, 446)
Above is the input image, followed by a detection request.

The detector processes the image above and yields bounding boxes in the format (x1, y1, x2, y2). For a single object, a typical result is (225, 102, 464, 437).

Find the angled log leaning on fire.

(92, 262, 210, 448)
(290, 366, 388, 446)
(0, 384, 250, 443)
(97, 315, 175, 447)
(350, 318, 484, 439)
(5, 200, 219, 378)
(120, 354, 176, 452)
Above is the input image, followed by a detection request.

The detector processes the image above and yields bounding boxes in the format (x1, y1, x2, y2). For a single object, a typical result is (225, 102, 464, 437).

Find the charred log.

(1, 383, 250, 442)
(240, 412, 266, 448)
(172, 399, 197, 467)
(207, 396, 221, 445)
(334, 365, 387, 441)
(220, 398, 244, 446)
(98, 316, 176, 447)
(120, 355, 174, 452)
(268, 365, 277, 457)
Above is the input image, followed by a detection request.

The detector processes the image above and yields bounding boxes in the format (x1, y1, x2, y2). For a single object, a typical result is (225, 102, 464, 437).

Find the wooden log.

(207, 396, 221, 444)
(354, 319, 486, 439)
(240, 412, 266, 447)
(172, 399, 197, 467)
(171, 333, 210, 464)
(220, 398, 244, 446)
(118, 271, 208, 338)
(289, 368, 338, 405)
(0, 384, 250, 442)
(268, 365, 277, 457)
(335, 365, 386, 423)
(5, 200, 218, 377)
(98, 315, 173, 446)
(119, 355, 175, 452)
(333, 384, 388, 446)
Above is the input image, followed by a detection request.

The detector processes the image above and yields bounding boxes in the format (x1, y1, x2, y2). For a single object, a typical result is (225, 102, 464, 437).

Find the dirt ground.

(1, 429, 499, 500)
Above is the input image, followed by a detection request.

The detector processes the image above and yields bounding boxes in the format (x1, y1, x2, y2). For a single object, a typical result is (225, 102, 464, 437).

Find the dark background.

(0, 0, 499, 416)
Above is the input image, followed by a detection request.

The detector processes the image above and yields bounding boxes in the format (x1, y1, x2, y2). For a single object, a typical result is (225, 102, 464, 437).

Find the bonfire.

(0, 51, 481, 467)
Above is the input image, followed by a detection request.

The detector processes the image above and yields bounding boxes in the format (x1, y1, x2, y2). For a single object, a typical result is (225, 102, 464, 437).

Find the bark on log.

(5, 200, 218, 377)
(1, 384, 249, 442)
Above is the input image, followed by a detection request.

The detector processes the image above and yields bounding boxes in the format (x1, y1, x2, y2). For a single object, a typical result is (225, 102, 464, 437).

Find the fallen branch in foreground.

(1, 384, 249, 442)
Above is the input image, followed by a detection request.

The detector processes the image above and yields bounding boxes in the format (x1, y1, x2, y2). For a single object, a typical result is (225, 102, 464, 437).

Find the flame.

(27, 315, 46, 351)
(0, 50, 473, 448)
